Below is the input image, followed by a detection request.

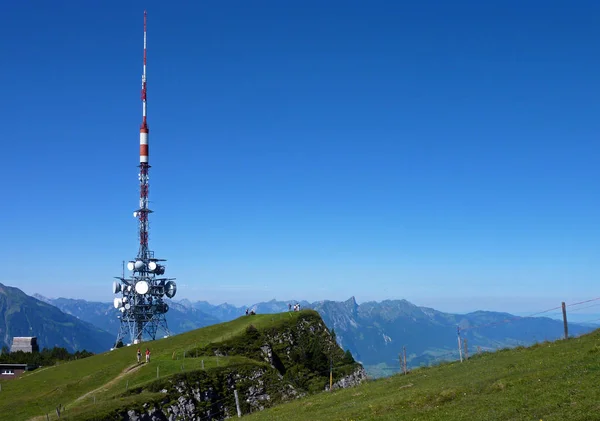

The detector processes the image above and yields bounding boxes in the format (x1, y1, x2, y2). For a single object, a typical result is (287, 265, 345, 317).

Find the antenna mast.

(112, 11, 177, 347)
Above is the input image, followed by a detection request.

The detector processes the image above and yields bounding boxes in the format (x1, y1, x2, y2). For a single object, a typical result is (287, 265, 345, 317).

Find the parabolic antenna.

(119, 307, 125, 313)
(113, 298, 123, 309)
(148, 261, 157, 271)
(135, 280, 149, 295)
(127, 261, 135, 271)
(134, 260, 144, 270)
(165, 281, 177, 298)
(124, 303, 131, 310)
(133, 211, 138, 218)
(112, 281, 121, 294)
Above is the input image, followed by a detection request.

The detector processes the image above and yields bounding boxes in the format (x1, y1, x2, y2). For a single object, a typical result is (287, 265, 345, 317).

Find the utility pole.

(402, 346, 407, 375)
(329, 357, 333, 390)
(234, 390, 242, 418)
(457, 327, 463, 363)
(562, 301, 569, 339)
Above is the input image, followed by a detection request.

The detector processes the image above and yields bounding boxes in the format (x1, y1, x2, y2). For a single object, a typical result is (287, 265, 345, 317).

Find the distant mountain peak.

(32, 293, 51, 303)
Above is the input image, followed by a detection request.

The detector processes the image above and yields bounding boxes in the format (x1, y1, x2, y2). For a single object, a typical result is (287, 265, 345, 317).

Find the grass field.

(245, 329, 600, 421)
(0, 312, 299, 421)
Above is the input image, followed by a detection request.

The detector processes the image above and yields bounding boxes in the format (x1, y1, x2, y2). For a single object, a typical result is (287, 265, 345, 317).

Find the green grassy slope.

(0, 311, 308, 421)
(246, 329, 600, 421)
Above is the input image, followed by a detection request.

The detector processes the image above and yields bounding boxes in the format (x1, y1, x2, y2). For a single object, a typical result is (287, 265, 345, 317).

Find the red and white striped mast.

(139, 9, 150, 255)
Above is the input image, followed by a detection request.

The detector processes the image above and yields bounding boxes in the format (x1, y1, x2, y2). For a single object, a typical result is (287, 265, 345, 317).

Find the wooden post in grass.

(329, 357, 333, 390)
(403, 346, 407, 374)
(234, 390, 242, 418)
(463, 338, 469, 360)
(398, 352, 402, 373)
(457, 327, 463, 363)
(562, 301, 569, 339)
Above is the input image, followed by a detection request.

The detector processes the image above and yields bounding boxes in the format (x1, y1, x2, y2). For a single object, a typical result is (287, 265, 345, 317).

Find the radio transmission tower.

(112, 11, 177, 346)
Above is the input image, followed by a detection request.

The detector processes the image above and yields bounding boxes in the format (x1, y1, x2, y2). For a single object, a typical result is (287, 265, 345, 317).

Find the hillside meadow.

(245, 329, 600, 421)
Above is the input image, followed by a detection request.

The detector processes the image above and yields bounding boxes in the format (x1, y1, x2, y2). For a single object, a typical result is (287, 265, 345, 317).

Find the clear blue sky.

(1, 1, 599, 315)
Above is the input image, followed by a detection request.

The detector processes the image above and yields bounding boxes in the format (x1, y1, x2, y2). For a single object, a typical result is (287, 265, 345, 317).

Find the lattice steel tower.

(112, 11, 177, 346)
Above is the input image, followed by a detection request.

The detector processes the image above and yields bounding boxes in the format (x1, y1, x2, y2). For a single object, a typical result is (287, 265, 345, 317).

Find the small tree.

(342, 349, 355, 364)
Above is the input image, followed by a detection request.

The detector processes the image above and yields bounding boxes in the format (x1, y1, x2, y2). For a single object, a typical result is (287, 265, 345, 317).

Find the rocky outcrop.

(117, 311, 366, 421)
(330, 366, 368, 390)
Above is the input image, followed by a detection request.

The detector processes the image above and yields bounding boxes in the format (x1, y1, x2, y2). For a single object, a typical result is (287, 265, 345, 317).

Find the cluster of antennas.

(127, 259, 166, 275)
(112, 259, 177, 315)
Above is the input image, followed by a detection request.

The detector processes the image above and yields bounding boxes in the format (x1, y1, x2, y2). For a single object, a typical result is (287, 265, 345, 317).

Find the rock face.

(330, 366, 369, 390)
(118, 311, 366, 421)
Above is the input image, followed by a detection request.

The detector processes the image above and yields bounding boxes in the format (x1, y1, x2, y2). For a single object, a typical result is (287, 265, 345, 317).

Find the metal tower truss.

(112, 11, 177, 347)
(113, 255, 176, 345)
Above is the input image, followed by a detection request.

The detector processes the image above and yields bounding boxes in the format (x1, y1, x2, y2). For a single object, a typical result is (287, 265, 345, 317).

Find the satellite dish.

(112, 281, 121, 294)
(122, 296, 128, 303)
(127, 261, 135, 271)
(113, 298, 123, 309)
(134, 260, 144, 270)
(119, 307, 126, 313)
(148, 261, 157, 271)
(165, 281, 177, 298)
(124, 303, 131, 310)
(135, 280, 149, 295)
(133, 211, 138, 218)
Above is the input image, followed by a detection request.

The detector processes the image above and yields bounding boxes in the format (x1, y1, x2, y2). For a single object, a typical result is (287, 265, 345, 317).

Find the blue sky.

(1, 1, 599, 315)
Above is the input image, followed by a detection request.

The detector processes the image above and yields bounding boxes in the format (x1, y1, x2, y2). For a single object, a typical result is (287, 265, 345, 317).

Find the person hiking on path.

(145, 348, 151, 363)
(137, 348, 141, 363)
(245, 308, 249, 316)
(288, 303, 292, 311)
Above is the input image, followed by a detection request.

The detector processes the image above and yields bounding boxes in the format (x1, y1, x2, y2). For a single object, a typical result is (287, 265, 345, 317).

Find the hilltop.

(0, 310, 364, 421)
(245, 327, 600, 421)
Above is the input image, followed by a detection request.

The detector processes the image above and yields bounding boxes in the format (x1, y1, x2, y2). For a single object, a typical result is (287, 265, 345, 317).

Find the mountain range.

(31, 291, 596, 376)
(0, 283, 113, 353)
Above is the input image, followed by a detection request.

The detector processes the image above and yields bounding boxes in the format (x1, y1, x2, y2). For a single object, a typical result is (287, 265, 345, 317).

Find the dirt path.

(27, 363, 146, 421)
(73, 362, 144, 403)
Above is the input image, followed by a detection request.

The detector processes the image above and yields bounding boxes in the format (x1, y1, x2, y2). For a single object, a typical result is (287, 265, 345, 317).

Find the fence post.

(463, 338, 469, 360)
(234, 389, 242, 418)
(403, 346, 407, 374)
(457, 327, 463, 363)
(562, 301, 569, 339)
(398, 352, 402, 373)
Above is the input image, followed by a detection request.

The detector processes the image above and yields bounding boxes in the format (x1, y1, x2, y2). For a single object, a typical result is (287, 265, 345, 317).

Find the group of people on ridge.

(289, 303, 301, 312)
(136, 347, 151, 363)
